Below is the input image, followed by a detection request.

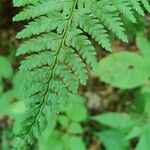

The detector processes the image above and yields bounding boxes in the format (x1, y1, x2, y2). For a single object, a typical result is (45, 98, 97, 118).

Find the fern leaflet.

(13, 0, 150, 149)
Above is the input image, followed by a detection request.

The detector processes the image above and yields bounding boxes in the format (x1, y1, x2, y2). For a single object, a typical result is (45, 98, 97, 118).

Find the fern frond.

(13, 0, 150, 149)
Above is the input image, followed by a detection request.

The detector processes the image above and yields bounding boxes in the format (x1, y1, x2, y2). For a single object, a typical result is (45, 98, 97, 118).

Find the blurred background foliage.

(0, 0, 150, 150)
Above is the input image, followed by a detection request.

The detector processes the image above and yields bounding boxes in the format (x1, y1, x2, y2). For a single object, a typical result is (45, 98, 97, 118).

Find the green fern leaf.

(13, 0, 150, 149)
